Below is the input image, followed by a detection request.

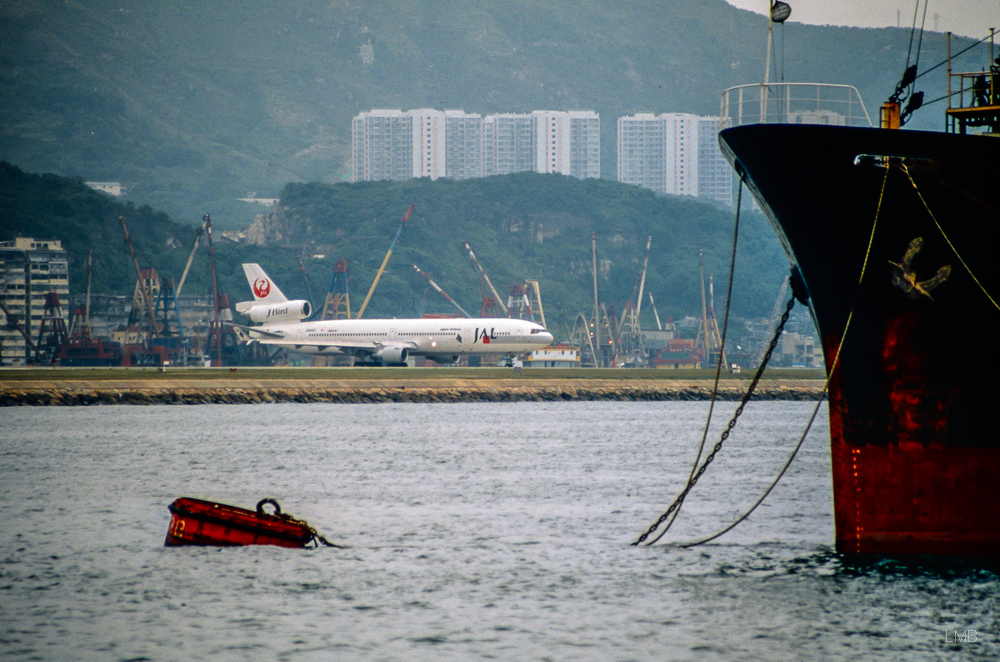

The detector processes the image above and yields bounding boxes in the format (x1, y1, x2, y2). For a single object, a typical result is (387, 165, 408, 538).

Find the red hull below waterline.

(165, 497, 314, 548)
(830, 437, 1000, 555)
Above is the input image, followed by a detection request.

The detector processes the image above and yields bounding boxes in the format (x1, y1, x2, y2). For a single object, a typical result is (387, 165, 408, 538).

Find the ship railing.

(945, 69, 1000, 134)
(949, 70, 999, 108)
(720, 83, 873, 129)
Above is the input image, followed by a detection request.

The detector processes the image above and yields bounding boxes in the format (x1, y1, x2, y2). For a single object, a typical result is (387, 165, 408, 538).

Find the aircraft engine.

(424, 354, 459, 365)
(244, 300, 311, 324)
(374, 346, 408, 364)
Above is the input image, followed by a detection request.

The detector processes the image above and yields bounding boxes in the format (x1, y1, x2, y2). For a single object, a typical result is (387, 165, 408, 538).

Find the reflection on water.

(1, 402, 996, 661)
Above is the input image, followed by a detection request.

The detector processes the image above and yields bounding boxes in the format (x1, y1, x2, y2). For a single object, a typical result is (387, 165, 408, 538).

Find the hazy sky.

(725, 0, 999, 39)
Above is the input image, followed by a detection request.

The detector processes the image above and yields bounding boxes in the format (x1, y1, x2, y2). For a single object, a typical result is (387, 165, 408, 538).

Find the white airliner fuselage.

(233, 263, 554, 363)
(237, 317, 553, 362)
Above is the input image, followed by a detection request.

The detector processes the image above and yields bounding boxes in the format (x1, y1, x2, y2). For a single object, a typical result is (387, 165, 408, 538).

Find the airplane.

(232, 264, 554, 365)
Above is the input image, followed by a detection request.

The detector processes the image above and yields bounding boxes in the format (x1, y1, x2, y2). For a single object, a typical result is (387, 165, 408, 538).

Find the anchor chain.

(633, 291, 796, 547)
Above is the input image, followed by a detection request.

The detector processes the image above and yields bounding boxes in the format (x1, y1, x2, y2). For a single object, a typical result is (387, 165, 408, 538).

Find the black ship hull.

(720, 124, 1000, 555)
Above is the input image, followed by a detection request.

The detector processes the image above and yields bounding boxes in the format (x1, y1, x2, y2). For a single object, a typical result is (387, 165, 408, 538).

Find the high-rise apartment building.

(617, 112, 732, 206)
(483, 113, 536, 176)
(352, 108, 600, 182)
(529, 110, 601, 179)
(351, 109, 415, 182)
(444, 110, 483, 180)
(696, 116, 733, 207)
(410, 108, 447, 180)
(533, 110, 572, 175)
(352, 108, 479, 182)
(661, 113, 699, 197)
(617, 113, 667, 191)
(569, 111, 601, 179)
(0, 237, 70, 365)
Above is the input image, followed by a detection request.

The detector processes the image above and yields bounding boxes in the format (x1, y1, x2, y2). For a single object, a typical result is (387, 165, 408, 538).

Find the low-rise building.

(86, 181, 124, 196)
(653, 338, 702, 369)
(777, 331, 818, 367)
(524, 343, 580, 368)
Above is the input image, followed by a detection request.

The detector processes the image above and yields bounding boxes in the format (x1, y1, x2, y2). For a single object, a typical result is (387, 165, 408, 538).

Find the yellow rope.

(825, 161, 890, 378)
(901, 163, 1000, 311)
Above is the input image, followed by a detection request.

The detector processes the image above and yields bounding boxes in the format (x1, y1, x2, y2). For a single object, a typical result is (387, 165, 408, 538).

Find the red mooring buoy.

(165, 497, 337, 548)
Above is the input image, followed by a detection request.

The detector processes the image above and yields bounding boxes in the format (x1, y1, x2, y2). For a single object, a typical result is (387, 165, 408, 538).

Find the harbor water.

(2, 401, 997, 661)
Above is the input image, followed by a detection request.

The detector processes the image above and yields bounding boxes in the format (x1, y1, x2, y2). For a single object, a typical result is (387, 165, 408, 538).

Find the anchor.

(889, 237, 951, 300)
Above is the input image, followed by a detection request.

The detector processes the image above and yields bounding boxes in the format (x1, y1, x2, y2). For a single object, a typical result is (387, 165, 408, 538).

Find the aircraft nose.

(541, 331, 554, 344)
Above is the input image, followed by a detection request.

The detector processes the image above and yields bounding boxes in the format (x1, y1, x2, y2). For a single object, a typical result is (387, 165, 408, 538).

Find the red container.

(165, 497, 315, 548)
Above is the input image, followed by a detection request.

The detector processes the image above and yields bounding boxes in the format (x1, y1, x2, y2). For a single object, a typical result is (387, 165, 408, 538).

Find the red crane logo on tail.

(253, 278, 271, 299)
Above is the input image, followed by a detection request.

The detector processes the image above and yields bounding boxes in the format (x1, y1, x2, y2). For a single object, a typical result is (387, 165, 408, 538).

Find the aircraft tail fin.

(242, 263, 288, 304)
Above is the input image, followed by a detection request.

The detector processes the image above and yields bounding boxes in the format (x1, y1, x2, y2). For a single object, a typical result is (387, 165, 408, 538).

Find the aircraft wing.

(231, 323, 286, 340)
(232, 324, 416, 357)
(290, 340, 418, 357)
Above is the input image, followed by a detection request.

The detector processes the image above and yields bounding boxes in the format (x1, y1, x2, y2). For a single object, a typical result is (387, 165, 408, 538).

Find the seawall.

(0, 375, 825, 406)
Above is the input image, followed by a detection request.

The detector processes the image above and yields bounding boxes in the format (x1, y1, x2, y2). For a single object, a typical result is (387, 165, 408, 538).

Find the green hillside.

(0, 162, 786, 329)
(0, 0, 980, 226)
(275, 173, 787, 323)
(0, 162, 298, 309)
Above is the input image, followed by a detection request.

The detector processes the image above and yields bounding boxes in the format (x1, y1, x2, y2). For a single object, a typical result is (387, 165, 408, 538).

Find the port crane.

(618, 236, 652, 364)
(153, 276, 185, 339)
(555, 301, 573, 346)
(296, 253, 316, 318)
(0, 299, 37, 362)
(525, 280, 546, 329)
(590, 232, 602, 367)
(757, 279, 789, 366)
(462, 240, 507, 317)
(412, 264, 471, 318)
(506, 282, 536, 321)
(648, 292, 663, 331)
(204, 213, 227, 366)
(569, 312, 599, 368)
(118, 215, 197, 365)
(68, 251, 93, 338)
(321, 258, 351, 320)
(34, 292, 69, 364)
(694, 248, 728, 370)
(356, 203, 414, 319)
(119, 216, 160, 340)
(176, 215, 208, 298)
(601, 303, 622, 367)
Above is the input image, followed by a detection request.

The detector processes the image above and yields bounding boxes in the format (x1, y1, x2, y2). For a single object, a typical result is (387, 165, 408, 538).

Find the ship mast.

(762, 1, 792, 122)
(762, 3, 773, 86)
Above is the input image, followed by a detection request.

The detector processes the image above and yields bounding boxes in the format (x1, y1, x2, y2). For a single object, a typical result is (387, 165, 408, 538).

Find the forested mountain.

(0, 162, 786, 326)
(0, 0, 978, 227)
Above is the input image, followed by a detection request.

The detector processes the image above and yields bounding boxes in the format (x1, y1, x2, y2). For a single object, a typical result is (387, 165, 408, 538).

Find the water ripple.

(1, 402, 997, 661)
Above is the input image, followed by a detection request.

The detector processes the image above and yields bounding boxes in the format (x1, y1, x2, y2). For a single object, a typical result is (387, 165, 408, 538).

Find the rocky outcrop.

(245, 202, 311, 246)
